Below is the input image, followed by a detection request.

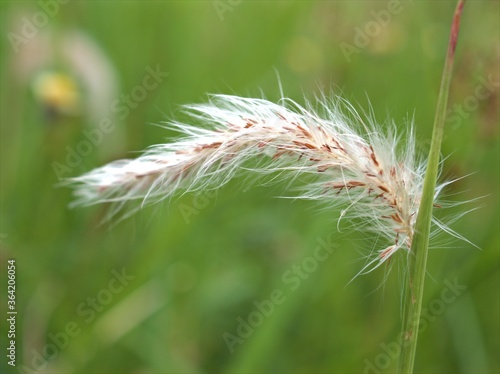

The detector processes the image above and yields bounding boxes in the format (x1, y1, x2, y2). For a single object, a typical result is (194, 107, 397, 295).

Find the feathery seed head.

(69, 94, 444, 270)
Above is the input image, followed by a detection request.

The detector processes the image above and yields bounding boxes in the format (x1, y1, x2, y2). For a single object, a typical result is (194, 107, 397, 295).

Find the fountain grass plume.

(69, 93, 449, 271)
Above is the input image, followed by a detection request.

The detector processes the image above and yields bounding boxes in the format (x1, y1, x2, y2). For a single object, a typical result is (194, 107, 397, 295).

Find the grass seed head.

(68, 94, 448, 270)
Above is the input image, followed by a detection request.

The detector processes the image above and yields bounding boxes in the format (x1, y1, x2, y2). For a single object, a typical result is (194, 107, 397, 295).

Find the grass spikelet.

(68, 94, 447, 269)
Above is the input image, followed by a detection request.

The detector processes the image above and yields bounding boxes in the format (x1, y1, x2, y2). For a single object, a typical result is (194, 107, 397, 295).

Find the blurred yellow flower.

(32, 71, 81, 117)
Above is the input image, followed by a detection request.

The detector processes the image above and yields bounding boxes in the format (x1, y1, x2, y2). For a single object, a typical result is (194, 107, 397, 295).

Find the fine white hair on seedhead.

(68, 93, 448, 269)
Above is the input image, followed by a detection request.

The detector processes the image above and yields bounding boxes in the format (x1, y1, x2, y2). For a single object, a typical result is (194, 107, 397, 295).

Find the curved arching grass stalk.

(397, 1, 465, 373)
(69, 94, 434, 271)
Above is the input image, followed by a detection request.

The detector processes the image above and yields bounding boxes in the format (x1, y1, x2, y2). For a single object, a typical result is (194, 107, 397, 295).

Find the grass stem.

(397, 1, 465, 373)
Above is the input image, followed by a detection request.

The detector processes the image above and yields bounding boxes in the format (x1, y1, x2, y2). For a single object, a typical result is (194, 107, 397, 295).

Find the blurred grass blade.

(397, 1, 466, 373)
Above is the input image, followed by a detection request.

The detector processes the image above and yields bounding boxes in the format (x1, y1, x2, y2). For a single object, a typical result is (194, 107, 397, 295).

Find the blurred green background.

(0, 1, 498, 373)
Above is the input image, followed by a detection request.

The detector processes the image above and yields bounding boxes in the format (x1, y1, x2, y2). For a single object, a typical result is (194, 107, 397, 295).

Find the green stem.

(397, 1, 465, 373)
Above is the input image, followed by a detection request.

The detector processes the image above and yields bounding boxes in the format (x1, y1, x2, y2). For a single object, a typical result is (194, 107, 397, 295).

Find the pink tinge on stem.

(449, 0, 465, 55)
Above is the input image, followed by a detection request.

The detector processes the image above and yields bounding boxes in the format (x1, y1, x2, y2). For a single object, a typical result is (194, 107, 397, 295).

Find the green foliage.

(399, 2, 465, 373)
(0, 1, 498, 373)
